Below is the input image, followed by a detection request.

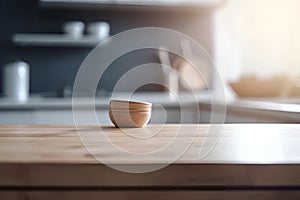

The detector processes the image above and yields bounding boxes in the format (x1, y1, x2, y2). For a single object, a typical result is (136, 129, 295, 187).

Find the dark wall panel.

(0, 0, 213, 94)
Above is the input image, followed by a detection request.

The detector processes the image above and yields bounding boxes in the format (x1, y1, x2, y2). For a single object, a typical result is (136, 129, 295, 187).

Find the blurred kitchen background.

(1, 0, 300, 124)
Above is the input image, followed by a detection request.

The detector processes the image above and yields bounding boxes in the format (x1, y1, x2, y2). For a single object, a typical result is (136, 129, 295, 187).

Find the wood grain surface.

(1, 124, 300, 200)
(0, 124, 300, 164)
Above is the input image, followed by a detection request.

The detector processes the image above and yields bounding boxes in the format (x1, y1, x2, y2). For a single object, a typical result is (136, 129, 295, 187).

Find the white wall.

(214, 0, 300, 82)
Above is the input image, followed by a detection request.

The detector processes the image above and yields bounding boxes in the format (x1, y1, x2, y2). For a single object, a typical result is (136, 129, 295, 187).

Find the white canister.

(3, 61, 30, 101)
(87, 21, 110, 39)
(63, 21, 85, 39)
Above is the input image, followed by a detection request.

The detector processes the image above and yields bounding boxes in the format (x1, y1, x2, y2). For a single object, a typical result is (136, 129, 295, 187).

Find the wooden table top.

(0, 124, 300, 164)
(1, 124, 300, 189)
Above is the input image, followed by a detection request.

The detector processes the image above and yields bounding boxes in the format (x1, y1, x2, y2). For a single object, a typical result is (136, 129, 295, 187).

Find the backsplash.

(0, 0, 214, 94)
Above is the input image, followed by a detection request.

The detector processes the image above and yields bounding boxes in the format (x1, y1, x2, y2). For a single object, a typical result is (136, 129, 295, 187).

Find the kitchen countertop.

(208, 99, 300, 123)
(1, 92, 300, 123)
(0, 92, 211, 109)
(1, 91, 300, 113)
(1, 124, 300, 199)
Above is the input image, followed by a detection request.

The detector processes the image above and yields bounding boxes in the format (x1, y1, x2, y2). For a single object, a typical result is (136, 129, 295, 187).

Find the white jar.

(63, 21, 85, 39)
(87, 21, 110, 39)
(3, 61, 30, 101)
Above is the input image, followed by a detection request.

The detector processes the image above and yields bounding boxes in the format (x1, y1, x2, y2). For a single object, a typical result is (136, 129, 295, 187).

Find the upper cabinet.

(40, 0, 223, 8)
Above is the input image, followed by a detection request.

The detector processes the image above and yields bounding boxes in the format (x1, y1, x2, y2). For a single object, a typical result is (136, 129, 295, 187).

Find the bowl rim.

(110, 99, 152, 106)
(109, 111, 151, 114)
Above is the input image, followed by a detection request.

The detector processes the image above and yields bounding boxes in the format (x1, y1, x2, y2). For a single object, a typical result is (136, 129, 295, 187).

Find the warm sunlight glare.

(236, 125, 283, 162)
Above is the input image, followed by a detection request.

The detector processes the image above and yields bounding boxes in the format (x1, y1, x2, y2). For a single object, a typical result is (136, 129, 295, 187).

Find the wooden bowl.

(109, 111, 151, 128)
(229, 75, 295, 98)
